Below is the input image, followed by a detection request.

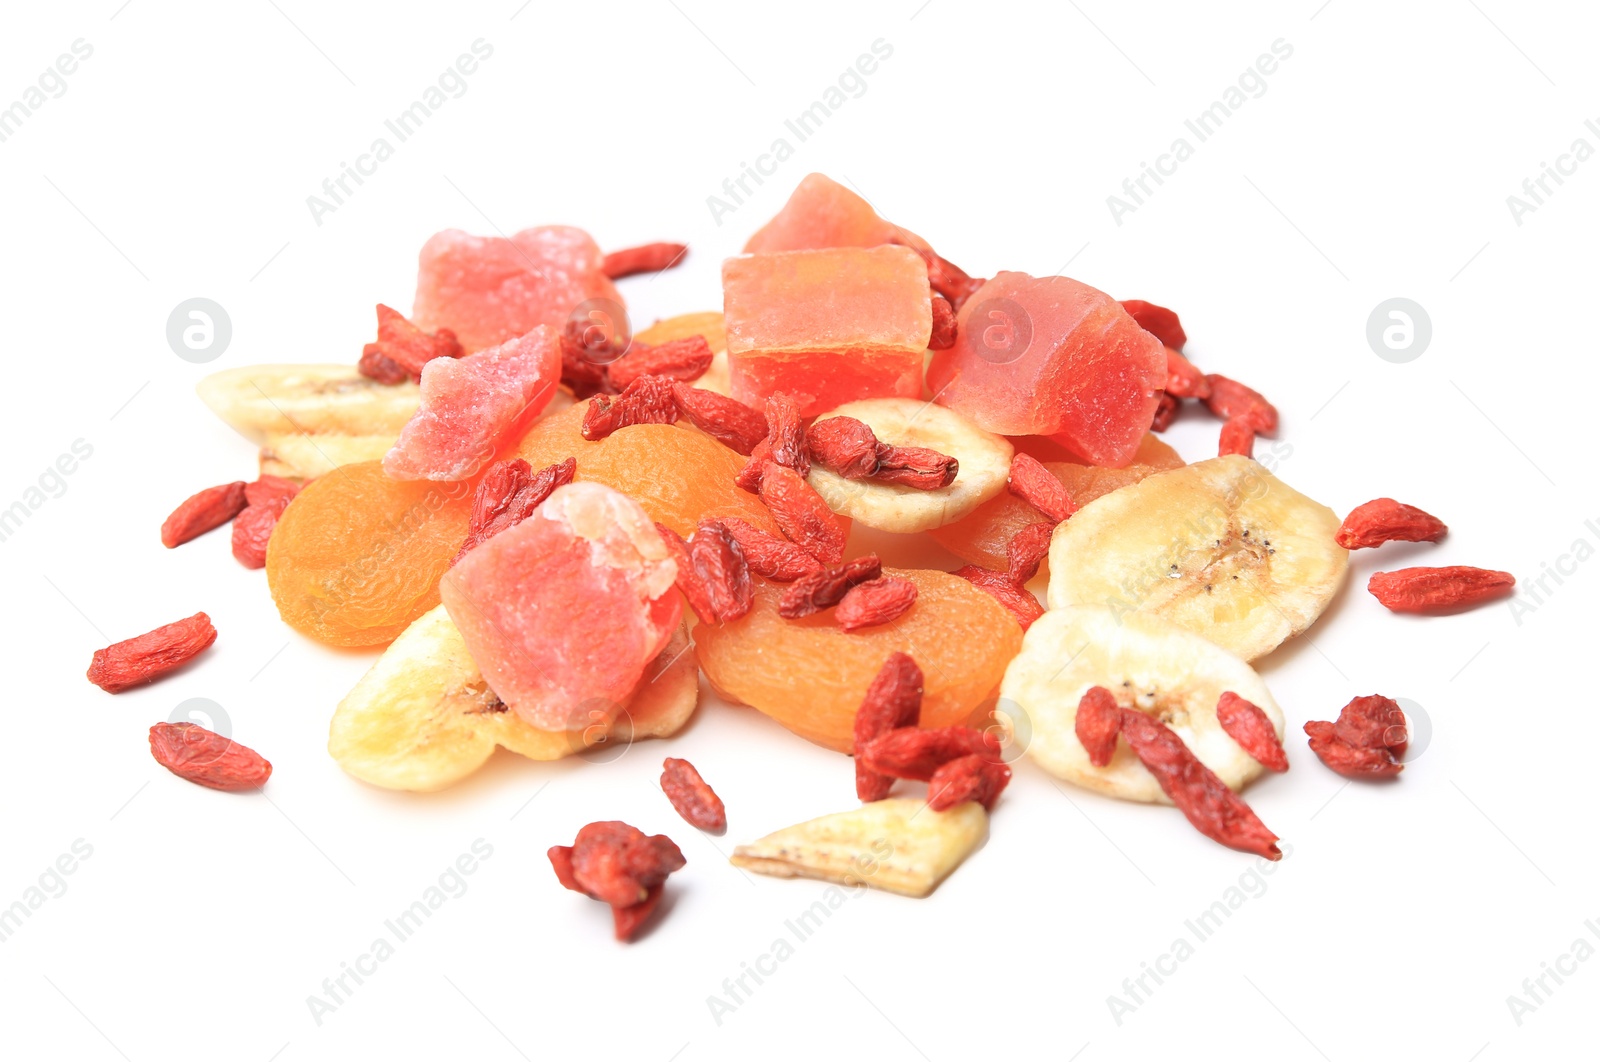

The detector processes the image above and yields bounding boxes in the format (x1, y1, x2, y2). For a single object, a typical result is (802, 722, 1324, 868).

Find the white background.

(2, 2, 1596, 1060)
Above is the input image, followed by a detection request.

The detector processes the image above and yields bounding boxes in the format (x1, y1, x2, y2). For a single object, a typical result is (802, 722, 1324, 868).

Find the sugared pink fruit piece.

(722, 246, 931, 417)
(743, 173, 929, 256)
(384, 326, 561, 482)
(926, 272, 1164, 468)
(440, 482, 682, 731)
(411, 226, 622, 353)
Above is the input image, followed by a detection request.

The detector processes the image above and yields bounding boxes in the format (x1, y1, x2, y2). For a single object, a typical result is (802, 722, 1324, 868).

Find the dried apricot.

(694, 569, 1021, 752)
(266, 461, 472, 646)
(930, 434, 1182, 568)
(512, 400, 788, 540)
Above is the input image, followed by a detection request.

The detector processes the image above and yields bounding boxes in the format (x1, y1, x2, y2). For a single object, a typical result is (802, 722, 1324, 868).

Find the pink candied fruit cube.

(722, 245, 931, 417)
(742, 172, 928, 256)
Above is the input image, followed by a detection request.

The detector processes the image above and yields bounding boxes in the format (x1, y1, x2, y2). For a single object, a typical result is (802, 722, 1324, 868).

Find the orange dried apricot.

(693, 568, 1021, 752)
(266, 461, 472, 647)
(513, 400, 792, 539)
(930, 434, 1182, 568)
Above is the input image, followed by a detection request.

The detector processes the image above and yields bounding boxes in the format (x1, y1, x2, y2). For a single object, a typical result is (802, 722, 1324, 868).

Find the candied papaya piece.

(930, 434, 1183, 568)
(266, 461, 473, 647)
(722, 247, 931, 417)
(440, 482, 682, 731)
(512, 400, 789, 539)
(743, 173, 926, 255)
(694, 569, 1021, 752)
(412, 226, 622, 353)
(926, 272, 1165, 467)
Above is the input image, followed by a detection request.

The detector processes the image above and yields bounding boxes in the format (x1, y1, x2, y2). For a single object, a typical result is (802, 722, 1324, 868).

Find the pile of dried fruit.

(95, 172, 1515, 940)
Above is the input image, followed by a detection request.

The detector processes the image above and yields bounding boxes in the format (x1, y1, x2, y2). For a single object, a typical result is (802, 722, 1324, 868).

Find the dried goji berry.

(246, 475, 302, 509)
(1005, 521, 1056, 584)
(835, 575, 919, 632)
(455, 457, 576, 563)
(87, 613, 217, 693)
(1150, 391, 1180, 433)
(952, 565, 1046, 629)
(358, 342, 408, 384)
(735, 437, 775, 493)
(161, 481, 248, 548)
(560, 331, 613, 399)
(927, 753, 1011, 811)
(601, 241, 688, 279)
(656, 522, 717, 623)
(148, 722, 271, 792)
(1203, 374, 1278, 434)
(758, 465, 847, 565)
(660, 757, 727, 832)
(1120, 299, 1187, 350)
(1216, 691, 1288, 773)
(367, 304, 462, 381)
(1336, 498, 1449, 550)
(872, 445, 959, 490)
(611, 884, 663, 941)
(1218, 415, 1256, 458)
(1007, 453, 1074, 523)
(607, 335, 714, 391)
(1163, 347, 1209, 398)
(778, 555, 882, 619)
(561, 821, 686, 910)
(1118, 709, 1282, 859)
(690, 520, 753, 624)
(671, 383, 768, 456)
(1367, 566, 1514, 613)
(548, 844, 582, 892)
(1075, 685, 1122, 768)
(853, 652, 924, 801)
(891, 236, 984, 311)
(929, 293, 957, 350)
(859, 725, 999, 781)
(763, 392, 810, 478)
(1304, 694, 1407, 778)
(712, 517, 822, 582)
(231, 497, 290, 569)
(581, 375, 679, 440)
(807, 416, 882, 480)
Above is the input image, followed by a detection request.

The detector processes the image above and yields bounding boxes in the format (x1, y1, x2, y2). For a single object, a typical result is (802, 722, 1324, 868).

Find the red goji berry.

(763, 392, 810, 478)
(758, 465, 847, 565)
(1075, 685, 1122, 767)
(1118, 709, 1282, 860)
(601, 241, 688, 279)
(1218, 415, 1256, 458)
(607, 335, 714, 391)
(872, 445, 958, 490)
(712, 517, 822, 582)
(148, 722, 271, 792)
(1336, 498, 1448, 550)
(1216, 691, 1288, 773)
(1150, 391, 1180, 433)
(560, 821, 686, 910)
(929, 293, 957, 350)
(611, 884, 663, 941)
(358, 342, 408, 384)
(951, 565, 1046, 629)
(853, 652, 924, 802)
(1203, 374, 1278, 434)
(245, 475, 302, 509)
(581, 375, 679, 440)
(835, 575, 918, 632)
(1367, 566, 1514, 613)
(778, 555, 882, 619)
(560, 331, 614, 399)
(455, 457, 576, 564)
(363, 304, 462, 382)
(890, 236, 984, 311)
(656, 522, 718, 624)
(161, 481, 248, 548)
(660, 757, 727, 832)
(859, 725, 999, 781)
(1006, 521, 1056, 584)
(1163, 347, 1210, 398)
(1120, 299, 1187, 350)
(671, 383, 768, 456)
(927, 753, 1011, 811)
(231, 497, 290, 569)
(807, 416, 882, 479)
(87, 613, 217, 693)
(548, 844, 582, 892)
(1304, 695, 1407, 778)
(734, 437, 775, 493)
(1007, 453, 1074, 523)
(690, 520, 753, 624)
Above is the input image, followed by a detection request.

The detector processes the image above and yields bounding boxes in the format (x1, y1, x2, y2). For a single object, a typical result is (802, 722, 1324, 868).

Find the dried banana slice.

(259, 431, 396, 479)
(806, 398, 1013, 533)
(328, 605, 696, 792)
(730, 798, 986, 898)
(1004, 605, 1281, 803)
(1047, 455, 1347, 661)
(197, 364, 421, 443)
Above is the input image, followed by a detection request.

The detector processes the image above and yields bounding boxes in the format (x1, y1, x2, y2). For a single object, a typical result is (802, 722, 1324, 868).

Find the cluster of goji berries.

(357, 304, 463, 384)
(161, 473, 302, 569)
(1333, 496, 1514, 613)
(951, 481, 1061, 630)
(549, 822, 686, 942)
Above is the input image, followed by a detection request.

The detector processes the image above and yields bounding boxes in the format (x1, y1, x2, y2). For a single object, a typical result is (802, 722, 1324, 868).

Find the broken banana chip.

(328, 604, 697, 792)
(1003, 605, 1282, 803)
(730, 798, 986, 898)
(197, 364, 420, 443)
(259, 431, 397, 479)
(1047, 454, 1347, 661)
(807, 398, 1013, 533)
